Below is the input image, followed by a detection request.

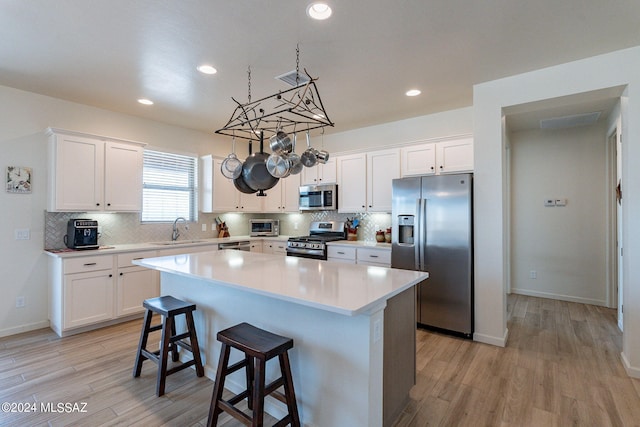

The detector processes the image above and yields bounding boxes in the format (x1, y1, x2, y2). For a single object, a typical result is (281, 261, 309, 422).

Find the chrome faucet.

(171, 217, 187, 241)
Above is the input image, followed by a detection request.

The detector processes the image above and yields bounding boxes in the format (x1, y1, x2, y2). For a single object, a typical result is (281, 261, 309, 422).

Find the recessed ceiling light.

(138, 98, 154, 105)
(197, 64, 218, 75)
(405, 89, 421, 97)
(307, 2, 332, 20)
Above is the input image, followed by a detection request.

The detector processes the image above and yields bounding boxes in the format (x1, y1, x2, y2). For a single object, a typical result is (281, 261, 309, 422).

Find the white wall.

(473, 45, 640, 378)
(0, 85, 226, 336)
(509, 124, 608, 305)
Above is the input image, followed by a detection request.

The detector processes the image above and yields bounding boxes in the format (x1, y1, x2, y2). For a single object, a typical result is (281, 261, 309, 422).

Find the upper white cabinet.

(337, 149, 400, 213)
(47, 128, 145, 212)
(263, 174, 300, 213)
(300, 157, 337, 185)
(337, 153, 367, 212)
(401, 137, 473, 177)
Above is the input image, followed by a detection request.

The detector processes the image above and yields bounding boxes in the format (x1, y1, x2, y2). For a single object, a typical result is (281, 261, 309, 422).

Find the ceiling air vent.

(275, 70, 311, 87)
(539, 111, 601, 130)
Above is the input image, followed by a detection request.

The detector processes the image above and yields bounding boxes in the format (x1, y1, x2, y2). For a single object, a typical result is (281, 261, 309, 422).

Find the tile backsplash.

(44, 210, 391, 249)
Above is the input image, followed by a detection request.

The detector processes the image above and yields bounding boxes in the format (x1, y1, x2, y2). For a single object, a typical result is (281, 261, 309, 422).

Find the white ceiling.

(2, 0, 640, 135)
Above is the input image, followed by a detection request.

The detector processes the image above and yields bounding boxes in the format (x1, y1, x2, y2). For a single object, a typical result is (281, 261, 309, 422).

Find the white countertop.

(44, 235, 292, 258)
(134, 250, 427, 316)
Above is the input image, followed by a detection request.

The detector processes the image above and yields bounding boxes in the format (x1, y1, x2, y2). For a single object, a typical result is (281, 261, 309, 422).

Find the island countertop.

(133, 249, 428, 316)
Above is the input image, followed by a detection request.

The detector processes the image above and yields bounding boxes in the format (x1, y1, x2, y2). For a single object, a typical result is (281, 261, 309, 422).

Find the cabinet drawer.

(357, 248, 391, 265)
(117, 250, 157, 268)
(64, 255, 114, 274)
(327, 246, 356, 261)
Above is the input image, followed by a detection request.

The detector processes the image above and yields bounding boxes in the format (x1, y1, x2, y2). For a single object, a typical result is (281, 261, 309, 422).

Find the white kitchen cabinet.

(337, 153, 367, 213)
(337, 150, 400, 213)
(250, 240, 263, 252)
(47, 128, 145, 212)
(436, 137, 474, 174)
(263, 174, 300, 213)
(401, 137, 473, 177)
(367, 149, 400, 212)
(300, 157, 336, 185)
(203, 156, 263, 213)
(116, 251, 159, 317)
(356, 247, 391, 267)
(327, 245, 356, 264)
(263, 240, 287, 255)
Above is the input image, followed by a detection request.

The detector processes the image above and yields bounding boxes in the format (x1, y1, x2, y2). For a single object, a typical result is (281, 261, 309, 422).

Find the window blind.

(142, 149, 198, 222)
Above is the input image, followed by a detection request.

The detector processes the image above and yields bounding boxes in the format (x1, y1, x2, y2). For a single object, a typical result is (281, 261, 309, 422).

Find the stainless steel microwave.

(249, 219, 279, 237)
(299, 184, 338, 211)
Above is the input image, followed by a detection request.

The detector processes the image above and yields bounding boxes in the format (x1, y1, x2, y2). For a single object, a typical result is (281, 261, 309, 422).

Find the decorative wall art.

(6, 166, 32, 193)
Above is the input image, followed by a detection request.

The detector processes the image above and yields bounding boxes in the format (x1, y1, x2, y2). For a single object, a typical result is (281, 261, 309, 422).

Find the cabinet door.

(250, 241, 263, 252)
(300, 167, 318, 185)
(239, 192, 263, 212)
(262, 180, 283, 213)
(401, 144, 436, 176)
(367, 149, 400, 212)
(212, 158, 241, 211)
(437, 138, 474, 174)
(318, 157, 337, 184)
(64, 270, 114, 329)
(337, 153, 367, 213)
(117, 267, 159, 316)
(282, 174, 300, 212)
(51, 134, 104, 211)
(104, 141, 144, 211)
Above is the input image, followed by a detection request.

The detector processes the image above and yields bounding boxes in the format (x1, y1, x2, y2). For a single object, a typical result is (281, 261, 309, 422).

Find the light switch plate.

(15, 229, 30, 240)
(544, 199, 556, 207)
(555, 198, 567, 206)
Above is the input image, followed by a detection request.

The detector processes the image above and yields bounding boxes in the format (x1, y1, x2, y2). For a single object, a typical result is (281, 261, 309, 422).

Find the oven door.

(286, 244, 327, 260)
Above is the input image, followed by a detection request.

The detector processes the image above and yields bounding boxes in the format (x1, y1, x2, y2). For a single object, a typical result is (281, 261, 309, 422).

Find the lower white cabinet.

(263, 240, 287, 255)
(116, 251, 159, 317)
(49, 250, 160, 336)
(327, 246, 357, 264)
(327, 245, 391, 267)
(250, 241, 263, 252)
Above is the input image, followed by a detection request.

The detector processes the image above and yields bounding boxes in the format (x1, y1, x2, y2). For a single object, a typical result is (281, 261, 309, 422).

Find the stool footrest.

(218, 400, 252, 425)
(171, 331, 190, 342)
(165, 359, 196, 376)
(148, 324, 163, 333)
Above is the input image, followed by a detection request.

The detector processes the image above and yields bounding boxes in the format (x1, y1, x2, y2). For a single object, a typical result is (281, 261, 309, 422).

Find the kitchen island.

(134, 250, 428, 427)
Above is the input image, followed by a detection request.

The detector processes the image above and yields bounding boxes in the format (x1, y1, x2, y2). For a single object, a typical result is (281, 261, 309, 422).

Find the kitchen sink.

(151, 240, 206, 246)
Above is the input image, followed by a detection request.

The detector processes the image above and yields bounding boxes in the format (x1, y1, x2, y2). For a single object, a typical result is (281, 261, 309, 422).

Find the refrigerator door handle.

(414, 198, 421, 269)
(419, 198, 427, 271)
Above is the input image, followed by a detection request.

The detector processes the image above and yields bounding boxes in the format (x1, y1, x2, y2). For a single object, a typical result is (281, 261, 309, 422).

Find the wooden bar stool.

(207, 322, 300, 427)
(133, 295, 204, 396)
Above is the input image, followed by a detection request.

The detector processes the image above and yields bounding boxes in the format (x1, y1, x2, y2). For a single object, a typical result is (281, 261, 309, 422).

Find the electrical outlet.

(530, 270, 537, 279)
(201, 223, 207, 232)
(16, 296, 25, 308)
(15, 229, 30, 240)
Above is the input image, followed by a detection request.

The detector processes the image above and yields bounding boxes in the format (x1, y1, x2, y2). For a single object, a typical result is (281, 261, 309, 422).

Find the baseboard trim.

(0, 320, 51, 338)
(621, 351, 640, 379)
(473, 327, 508, 347)
(511, 288, 607, 307)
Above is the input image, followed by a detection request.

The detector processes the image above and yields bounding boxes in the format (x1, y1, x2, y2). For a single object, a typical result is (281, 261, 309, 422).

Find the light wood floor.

(1, 294, 639, 426)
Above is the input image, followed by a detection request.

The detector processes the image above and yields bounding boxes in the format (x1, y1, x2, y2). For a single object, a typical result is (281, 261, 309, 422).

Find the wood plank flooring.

(0, 294, 638, 426)
(394, 294, 640, 426)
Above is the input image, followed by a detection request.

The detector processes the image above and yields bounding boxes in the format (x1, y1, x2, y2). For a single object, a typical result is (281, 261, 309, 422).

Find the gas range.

(287, 221, 346, 260)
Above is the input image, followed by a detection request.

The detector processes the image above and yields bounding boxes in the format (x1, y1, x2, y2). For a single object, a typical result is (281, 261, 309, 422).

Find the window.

(142, 149, 198, 222)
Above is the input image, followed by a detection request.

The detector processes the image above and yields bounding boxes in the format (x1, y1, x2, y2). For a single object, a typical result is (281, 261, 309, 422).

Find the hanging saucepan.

(221, 136, 243, 179)
(301, 131, 318, 167)
(269, 130, 293, 155)
(315, 150, 330, 164)
(242, 132, 279, 192)
(288, 133, 303, 175)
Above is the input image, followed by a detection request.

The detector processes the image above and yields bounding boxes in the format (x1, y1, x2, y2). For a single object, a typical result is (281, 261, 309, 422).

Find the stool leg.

(207, 343, 231, 427)
(156, 315, 173, 397)
(170, 316, 179, 362)
(279, 352, 301, 427)
(252, 358, 266, 427)
(246, 355, 254, 410)
(185, 311, 204, 377)
(133, 309, 153, 378)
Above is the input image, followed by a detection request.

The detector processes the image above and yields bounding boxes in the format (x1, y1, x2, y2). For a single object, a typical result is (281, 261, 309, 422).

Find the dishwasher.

(218, 241, 251, 251)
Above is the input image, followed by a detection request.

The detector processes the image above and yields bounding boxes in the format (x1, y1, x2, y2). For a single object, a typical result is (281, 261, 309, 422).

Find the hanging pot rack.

(215, 68, 334, 141)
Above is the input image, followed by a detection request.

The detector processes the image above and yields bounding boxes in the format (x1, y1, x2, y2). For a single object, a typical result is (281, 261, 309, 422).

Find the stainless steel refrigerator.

(391, 174, 473, 338)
